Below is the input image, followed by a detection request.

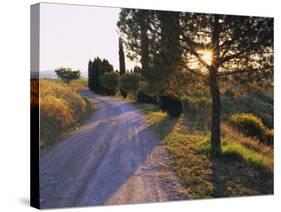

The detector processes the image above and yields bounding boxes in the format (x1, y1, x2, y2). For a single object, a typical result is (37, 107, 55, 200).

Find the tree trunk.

(209, 67, 222, 154)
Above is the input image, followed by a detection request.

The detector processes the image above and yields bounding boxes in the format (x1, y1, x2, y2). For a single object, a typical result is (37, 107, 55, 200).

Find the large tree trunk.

(209, 15, 222, 154)
(209, 67, 222, 154)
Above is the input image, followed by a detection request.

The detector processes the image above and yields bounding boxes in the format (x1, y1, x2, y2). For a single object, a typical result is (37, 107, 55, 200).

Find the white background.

(0, 0, 280, 211)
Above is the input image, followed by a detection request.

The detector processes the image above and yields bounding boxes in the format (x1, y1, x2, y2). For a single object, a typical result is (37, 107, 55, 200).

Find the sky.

(40, 3, 136, 73)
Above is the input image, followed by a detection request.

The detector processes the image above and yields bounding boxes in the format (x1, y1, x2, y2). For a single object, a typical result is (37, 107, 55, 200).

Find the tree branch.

(219, 51, 245, 65)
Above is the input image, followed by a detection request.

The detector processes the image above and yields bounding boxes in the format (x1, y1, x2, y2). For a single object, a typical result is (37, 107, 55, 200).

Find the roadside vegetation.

(134, 91, 273, 199)
(38, 79, 92, 149)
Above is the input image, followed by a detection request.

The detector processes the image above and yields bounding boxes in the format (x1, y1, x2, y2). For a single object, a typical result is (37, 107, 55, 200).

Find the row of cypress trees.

(88, 57, 115, 95)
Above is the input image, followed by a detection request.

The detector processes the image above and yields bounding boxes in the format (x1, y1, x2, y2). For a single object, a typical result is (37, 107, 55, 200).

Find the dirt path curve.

(40, 90, 185, 208)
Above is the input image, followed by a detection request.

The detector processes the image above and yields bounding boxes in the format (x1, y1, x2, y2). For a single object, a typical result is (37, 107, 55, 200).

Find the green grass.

(136, 102, 273, 199)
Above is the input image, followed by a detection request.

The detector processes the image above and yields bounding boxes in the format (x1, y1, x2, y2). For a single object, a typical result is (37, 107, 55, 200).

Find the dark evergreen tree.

(88, 60, 94, 90)
(118, 9, 183, 116)
(118, 37, 127, 98)
(88, 57, 115, 95)
(119, 38, 126, 75)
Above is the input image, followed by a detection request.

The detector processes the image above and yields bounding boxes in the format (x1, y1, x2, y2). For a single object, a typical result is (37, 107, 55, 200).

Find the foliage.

(159, 96, 183, 118)
(88, 57, 115, 94)
(228, 113, 273, 145)
(120, 72, 143, 97)
(119, 37, 128, 98)
(118, 9, 183, 96)
(118, 8, 273, 152)
(136, 90, 157, 104)
(39, 80, 90, 148)
(100, 72, 120, 94)
(182, 96, 212, 130)
(221, 91, 273, 128)
(119, 37, 126, 76)
(55, 67, 80, 86)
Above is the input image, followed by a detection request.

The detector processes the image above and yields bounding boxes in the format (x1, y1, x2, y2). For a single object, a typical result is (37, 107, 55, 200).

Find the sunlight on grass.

(137, 103, 273, 199)
(38, 79, 92, 148)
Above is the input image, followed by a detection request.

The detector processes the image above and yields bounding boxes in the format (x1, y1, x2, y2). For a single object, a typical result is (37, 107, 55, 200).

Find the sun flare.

(200, 50, 213, 65)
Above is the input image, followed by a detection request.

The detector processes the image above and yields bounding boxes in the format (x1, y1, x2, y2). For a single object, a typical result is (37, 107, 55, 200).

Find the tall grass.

(38, 80, 91, 148)
(228, 113, 273, 145)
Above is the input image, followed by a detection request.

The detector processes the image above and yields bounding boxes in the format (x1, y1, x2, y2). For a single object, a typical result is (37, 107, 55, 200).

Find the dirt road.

(40, 90, 185, 208)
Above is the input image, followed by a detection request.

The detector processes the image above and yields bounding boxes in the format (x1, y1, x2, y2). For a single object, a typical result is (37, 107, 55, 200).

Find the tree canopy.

(100, 71, 120, 93)
(55, 67, 80, 86)
(120, 72, 144, 97)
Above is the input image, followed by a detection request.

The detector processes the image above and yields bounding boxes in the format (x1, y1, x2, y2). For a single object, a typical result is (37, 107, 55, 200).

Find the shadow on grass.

(135, 102, 179, 141)
(209, 151, 273, 197)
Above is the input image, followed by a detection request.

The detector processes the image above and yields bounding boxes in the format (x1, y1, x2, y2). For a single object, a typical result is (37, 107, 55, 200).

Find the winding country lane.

(40, 90, 184, 208)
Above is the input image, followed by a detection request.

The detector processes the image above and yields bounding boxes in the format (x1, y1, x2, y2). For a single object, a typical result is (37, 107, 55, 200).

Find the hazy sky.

(40, 3, 136, 72)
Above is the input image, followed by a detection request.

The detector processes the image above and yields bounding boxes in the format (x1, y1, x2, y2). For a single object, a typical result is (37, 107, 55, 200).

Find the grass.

(135, 102, 273, 199)
(37, 79, 93, 149)
(56, 78, 88, 91)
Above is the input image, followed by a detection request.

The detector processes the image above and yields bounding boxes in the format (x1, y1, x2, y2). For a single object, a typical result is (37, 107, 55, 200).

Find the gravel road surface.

(40, 90, 185, 208)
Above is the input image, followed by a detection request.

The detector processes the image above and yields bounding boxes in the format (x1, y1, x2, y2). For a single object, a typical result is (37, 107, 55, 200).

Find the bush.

(100, 71, 119, 95)
(228, 113, 273, 145)
(137, 90, 157, 104)
(159, 96, 183, 118)
(39, 80, 89, 146)
(221, 91, 273, 128)
(120, 73, 143, 97)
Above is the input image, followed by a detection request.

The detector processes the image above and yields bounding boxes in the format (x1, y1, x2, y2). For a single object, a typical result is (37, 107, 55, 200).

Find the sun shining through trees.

(118, 11, 273, 154)
(199, 50, 213, 66)
(185, 50, 214, 71)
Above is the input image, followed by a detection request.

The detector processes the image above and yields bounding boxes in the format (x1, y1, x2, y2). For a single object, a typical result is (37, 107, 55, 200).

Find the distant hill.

(31, 70, 87, 79)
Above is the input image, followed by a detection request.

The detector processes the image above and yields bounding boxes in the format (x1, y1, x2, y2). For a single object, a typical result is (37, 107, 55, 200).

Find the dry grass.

(221, 123, 273, 157)
(38, 79, 92, 148)
(136, 103, 273, 199)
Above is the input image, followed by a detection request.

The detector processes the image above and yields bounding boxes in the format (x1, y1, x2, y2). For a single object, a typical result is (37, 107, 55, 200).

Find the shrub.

(228, 113, 273, 145)
(120, 73, 143, 97)
(100, 71, 119, 95)
(221, 91, 273, 128)
(137, 90, 157, 104)
(159, 96, 183, 118)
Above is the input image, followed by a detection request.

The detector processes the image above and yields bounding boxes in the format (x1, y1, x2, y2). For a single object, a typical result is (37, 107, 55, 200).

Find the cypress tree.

(119, 37, 126, 75)
(88, 60, 94, 90)
(119, 37, 127, 98)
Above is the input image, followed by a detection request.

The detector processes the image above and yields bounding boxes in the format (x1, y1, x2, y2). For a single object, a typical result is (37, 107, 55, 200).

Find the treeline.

(88, 57, 116, 95)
